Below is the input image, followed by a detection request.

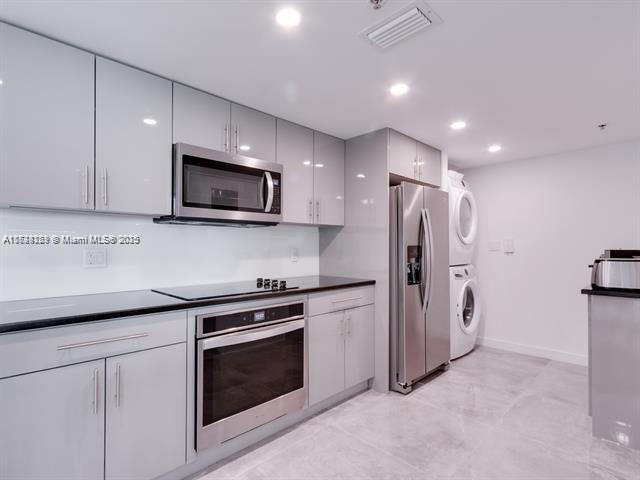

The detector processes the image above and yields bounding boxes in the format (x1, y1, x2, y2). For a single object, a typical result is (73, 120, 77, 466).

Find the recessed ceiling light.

(488, 144, 502, 153)
(276, 7, 301, 28)
(303, 160, 311, 166)
(315, 163, 324, 168)
(0, 79, 4, 85)
(389, 83, 409, 96)
(143, 118, 157, 126)
(239, 145, 251, 151)
(450, 121, 466, 130)
(357, 173, 366, 179)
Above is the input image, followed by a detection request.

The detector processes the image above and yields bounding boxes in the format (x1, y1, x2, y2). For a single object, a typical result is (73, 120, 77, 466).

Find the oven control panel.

(198, 302, 304, 337)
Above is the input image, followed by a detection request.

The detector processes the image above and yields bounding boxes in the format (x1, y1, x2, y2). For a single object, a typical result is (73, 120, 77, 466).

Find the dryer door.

(455, 190, 478, 246)
(457, 279, 481, 334)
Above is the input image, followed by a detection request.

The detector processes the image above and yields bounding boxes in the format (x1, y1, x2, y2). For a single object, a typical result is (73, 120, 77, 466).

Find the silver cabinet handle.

(57, 332, 149, 351)
(234, 125, 239, 154)
(340, 318, 345, 338)
(115, 363, 121, 408)
(308, 199, 314, 222)
(414, 157, 418, 179)
(92, 368, 99, 415)
(315, 200, 320, 223)
(102, 168, 108, 206)
(346, 314, 352, 336)
(84, 165, 90, 205)
(332, 296, 363, 304)
(224, 123, 229, 152)
(419, 156, 423, 180)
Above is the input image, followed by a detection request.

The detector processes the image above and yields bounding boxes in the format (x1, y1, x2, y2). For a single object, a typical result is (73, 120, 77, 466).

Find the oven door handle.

(201, 319, 304, 350)
(264, 171, 274, 213)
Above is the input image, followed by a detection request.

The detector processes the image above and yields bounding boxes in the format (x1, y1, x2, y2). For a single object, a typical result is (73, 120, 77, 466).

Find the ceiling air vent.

(360, 1, 442, 49)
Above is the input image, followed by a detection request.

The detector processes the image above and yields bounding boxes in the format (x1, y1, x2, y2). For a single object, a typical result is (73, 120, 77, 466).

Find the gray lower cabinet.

(0, 360, 105, 480)
(308, 311, 346, 405)
(105, 343, 186, 480)
(276, 119, 315, 224)
(230, 103, 276, 162)
(173, 83, 231, 152)
(0, 23, 95, 210)
(308, 304, 374, 405)
(96, 57, 172, 215)
(344, 304, 375, 388)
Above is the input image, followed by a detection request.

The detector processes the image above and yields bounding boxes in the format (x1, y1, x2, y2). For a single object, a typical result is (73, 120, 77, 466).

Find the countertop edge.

(0, 279, 376, 335)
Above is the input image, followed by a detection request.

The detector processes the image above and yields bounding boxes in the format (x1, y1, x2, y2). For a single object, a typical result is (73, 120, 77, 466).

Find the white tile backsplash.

(0, 208, 319, 301)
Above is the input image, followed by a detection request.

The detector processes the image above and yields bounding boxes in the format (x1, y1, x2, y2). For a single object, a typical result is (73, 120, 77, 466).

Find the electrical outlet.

(488, 241, 501, 252)
(503, 238, 515, 254)
(83, 248, 108, 268)
(290, 247, 299, 263)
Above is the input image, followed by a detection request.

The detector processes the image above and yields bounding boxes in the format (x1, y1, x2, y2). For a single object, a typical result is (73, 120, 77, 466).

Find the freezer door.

(423, 187, 451, 372)
(392, 182, 427, 387)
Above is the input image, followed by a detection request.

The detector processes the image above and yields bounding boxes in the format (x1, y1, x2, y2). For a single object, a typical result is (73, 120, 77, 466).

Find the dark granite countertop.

(581, 287, 640, 299)
(0, 276, 375, 334)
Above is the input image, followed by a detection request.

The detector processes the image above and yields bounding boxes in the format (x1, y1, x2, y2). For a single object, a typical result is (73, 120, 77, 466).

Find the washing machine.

(450, 265, 482, 359)
(449, 171, 478, 266)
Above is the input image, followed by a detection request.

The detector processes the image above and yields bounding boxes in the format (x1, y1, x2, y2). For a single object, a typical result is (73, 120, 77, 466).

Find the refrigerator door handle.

(421, 208, 434, 313)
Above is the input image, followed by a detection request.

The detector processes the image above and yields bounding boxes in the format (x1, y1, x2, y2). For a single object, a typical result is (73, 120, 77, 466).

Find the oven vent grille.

(360, 1, 442, 49)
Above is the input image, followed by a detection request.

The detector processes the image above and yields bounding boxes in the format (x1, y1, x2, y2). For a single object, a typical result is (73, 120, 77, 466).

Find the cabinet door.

(173, 83, 231, 152)
(277, 119, 314, 224)
(313, 132, 345, 226)
(0, 360, 105, 480)
(105, 343, 186, 480)
(0, 23, 95, 210)
(308, 312, 345, 405)
(345, 304, 375, 389)
(417, 142, 442, 187)
(388, 129, 417, 180)
(230, 103, 276, 162)
(96, 58, 172, 215)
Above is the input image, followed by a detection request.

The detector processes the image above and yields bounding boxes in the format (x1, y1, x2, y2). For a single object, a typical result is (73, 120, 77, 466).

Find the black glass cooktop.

(152, 278, 299, 301)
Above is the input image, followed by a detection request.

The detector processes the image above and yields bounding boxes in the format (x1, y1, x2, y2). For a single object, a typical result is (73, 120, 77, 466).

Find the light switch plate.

(84, 248, 108, 268)
(290, 247, 299, 263)
(488, 241, 501, 252)
(503, 238, 515, 254)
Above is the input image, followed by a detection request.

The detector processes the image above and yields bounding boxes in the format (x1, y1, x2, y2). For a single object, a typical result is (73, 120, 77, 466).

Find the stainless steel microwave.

(157, 143, 283, 226)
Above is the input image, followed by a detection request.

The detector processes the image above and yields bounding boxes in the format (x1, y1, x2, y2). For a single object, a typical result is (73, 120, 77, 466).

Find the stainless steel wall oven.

(196, 301, 307, 450)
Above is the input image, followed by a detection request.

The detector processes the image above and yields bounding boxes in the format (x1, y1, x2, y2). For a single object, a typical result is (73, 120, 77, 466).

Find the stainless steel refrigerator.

(390, 181, 450, 394)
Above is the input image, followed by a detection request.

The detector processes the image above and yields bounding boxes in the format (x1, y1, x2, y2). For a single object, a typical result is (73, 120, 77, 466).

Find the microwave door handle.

(264, 171, 274, 212)
(201, 319, 304, 350)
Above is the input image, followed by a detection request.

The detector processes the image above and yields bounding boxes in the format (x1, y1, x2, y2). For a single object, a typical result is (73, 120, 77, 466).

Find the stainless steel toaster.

(591, 250, 640, 290)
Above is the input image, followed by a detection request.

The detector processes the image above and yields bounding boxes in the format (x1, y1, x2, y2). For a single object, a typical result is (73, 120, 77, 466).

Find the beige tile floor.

(195, 346, 640, 480)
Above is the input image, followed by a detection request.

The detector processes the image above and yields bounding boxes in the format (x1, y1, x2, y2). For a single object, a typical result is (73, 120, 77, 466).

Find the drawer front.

(0, 311, 187, 379)
(308, 286, 374, 317)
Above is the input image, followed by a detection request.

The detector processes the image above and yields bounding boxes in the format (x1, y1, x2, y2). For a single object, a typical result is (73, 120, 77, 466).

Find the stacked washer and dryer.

(448, 171, 482, 359)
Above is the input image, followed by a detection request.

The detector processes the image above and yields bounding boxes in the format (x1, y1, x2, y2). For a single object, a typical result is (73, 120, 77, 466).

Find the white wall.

(463, 140, 640, 365)
(0, 209, 319, 301)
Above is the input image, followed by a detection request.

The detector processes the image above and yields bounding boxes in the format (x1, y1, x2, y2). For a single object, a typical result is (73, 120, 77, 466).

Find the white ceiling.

(1, 0, 639, 168)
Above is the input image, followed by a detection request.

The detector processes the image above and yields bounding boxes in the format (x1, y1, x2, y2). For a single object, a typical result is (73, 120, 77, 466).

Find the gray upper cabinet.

(96, 58, 172, 216)
(0, 23, 95, 210)
(417, 141, 442, 187)
(276, 119, 315, 224)
(0, 360, 105, 480)
(388, 129, 417, 180)
(173, 83, 231, 152)
(230, 103, 276, 163)
(313, 132, 345, 226)
(105, 343, 186, 480)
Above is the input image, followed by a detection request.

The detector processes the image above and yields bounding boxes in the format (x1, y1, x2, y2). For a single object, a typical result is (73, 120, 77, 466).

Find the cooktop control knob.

(279, 280, 287, 289)
(256, 277, 263, 287)
(263, 279, 271, 288)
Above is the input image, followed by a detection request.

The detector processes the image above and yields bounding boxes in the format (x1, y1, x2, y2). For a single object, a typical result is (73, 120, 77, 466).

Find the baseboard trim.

(477, 336, 588, 366)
